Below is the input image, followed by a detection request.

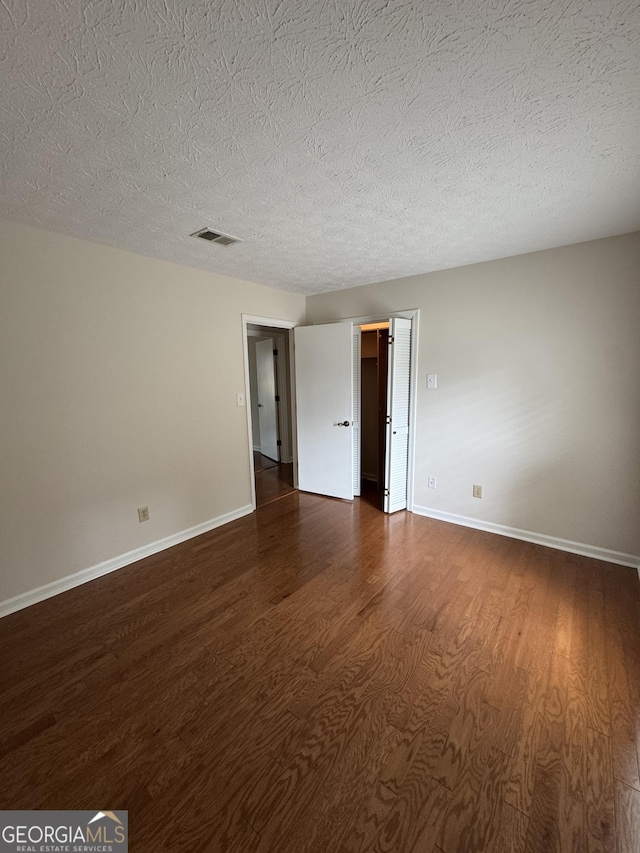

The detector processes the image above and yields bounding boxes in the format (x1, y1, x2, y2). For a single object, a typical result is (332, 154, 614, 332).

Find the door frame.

(242, 309, 418, 513)
(242, 314, 299, 511)
(314, 309, 419, 513)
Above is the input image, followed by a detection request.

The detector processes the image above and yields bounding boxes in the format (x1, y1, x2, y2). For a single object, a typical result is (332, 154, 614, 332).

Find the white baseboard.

(0, 504, 254, 619)
(411, 505, 640, 570)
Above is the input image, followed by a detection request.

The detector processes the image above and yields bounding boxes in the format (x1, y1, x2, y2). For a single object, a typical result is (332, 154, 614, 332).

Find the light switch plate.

(237, 392, 245, 407)
(427, 374, 437, 388)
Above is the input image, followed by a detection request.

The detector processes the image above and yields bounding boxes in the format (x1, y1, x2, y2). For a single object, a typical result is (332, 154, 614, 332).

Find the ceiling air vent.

(191, 228, 241, 247)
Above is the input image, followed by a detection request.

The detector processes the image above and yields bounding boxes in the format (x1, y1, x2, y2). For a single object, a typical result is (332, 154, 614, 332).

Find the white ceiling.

(1, 0, 639, 295)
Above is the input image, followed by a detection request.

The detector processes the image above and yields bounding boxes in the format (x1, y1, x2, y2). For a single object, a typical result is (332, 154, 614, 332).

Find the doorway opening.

(294, 312, 416, 513)
(359, 322, 389, 510)
(244, 320, 296, 508)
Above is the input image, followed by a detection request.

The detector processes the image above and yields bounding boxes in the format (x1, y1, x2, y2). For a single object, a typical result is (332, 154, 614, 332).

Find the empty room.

(1, 1, 639, 851)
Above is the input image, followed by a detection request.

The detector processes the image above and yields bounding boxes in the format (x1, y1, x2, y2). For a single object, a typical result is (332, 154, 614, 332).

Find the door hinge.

(384, 489, 390, 496)
(385, 415, 392, 425)
(275, 395, 280, 402)
(277, 439, 282, 446)
(273, 348, 278, 356)
(388, 335, 394, 345)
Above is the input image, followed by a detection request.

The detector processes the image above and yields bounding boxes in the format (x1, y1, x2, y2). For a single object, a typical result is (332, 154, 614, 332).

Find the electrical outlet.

(428, 476, 437, 489)
(138, 506, 150, 522)
(473, 485, 482, 499)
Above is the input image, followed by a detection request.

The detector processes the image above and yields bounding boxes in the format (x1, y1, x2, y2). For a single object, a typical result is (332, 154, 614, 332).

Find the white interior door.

(352, 326, 361, 497)
(295, 322, 354, 500)
(256, 338, 279, 461)
(384, 317, 412, 513)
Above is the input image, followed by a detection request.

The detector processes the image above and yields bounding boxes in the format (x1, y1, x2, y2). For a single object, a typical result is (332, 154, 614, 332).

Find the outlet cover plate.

(138, 506, 150, 522)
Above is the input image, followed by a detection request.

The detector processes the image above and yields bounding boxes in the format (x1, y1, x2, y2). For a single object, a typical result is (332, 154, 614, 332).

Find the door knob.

(258, 403, 263, 408)
(335, 421, 351, 427)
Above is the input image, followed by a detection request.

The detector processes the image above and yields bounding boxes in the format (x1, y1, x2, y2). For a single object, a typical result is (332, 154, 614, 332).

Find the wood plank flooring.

(254, 451, 295, 506)
(1, 492, 639, 852)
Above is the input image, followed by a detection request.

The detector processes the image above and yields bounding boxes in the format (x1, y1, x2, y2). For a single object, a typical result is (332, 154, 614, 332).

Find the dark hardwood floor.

(253, 451, 279, 473)
(1, 492, 639, 851)
(254, 451, 296, 506)
(360, 477, 384, 510)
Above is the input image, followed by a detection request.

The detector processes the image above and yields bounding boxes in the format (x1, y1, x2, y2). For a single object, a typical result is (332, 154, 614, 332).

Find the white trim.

(288, 326, 299, 489)
(412, 505, 640, 569)
(0, 504, 253, 618)
(339, 309, 418, 324)
(406, 312, 419, 513)
(242, 315, 299, 329)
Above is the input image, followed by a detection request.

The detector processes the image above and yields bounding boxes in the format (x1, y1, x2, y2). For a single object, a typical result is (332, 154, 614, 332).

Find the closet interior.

(359, 323, 389, 508)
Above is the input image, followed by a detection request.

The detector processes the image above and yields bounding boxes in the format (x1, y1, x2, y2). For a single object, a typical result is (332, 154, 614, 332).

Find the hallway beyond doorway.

(253, 451, 295, 507)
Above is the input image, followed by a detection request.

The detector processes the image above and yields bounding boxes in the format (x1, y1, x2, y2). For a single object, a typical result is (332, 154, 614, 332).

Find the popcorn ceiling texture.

(1, 0, 639, 294)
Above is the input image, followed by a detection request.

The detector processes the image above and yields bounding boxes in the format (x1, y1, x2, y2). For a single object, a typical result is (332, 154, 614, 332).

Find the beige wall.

(307, 233, 640, 558)
(0, 219, 305, 602)
(2, 222, 638, 607)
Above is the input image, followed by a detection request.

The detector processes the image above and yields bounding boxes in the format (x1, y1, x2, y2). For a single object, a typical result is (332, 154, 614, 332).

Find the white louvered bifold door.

(352, 326, 361, 496)
(383, 317, 412, 513)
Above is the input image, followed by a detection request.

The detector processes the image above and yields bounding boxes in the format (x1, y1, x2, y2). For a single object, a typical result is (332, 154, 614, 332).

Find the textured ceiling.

(1, 0, 639, 294)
